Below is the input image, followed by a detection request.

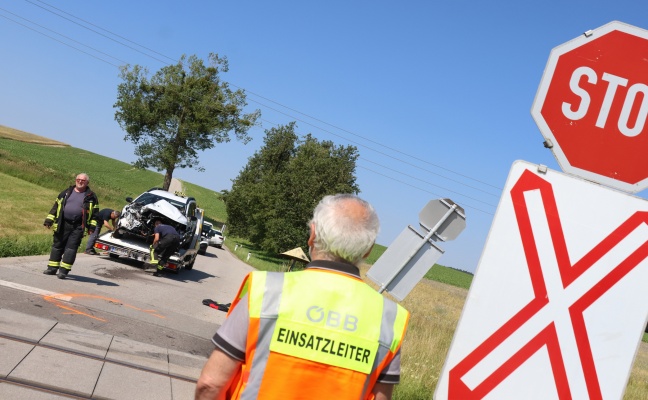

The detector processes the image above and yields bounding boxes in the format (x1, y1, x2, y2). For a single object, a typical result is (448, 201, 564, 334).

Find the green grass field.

(0, 136, 228, 234)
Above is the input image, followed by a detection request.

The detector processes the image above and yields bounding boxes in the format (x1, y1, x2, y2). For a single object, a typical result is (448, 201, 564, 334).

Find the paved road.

(0, 244, 254, 357)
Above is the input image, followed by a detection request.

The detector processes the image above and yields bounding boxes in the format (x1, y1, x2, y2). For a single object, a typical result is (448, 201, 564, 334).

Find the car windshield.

(134, 193, 185, 212)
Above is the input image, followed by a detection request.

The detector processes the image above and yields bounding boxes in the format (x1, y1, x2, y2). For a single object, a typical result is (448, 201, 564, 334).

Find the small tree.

(114, 53, 260, 190)
(224, 123, 359, 253)
(224, 123, 298, 242)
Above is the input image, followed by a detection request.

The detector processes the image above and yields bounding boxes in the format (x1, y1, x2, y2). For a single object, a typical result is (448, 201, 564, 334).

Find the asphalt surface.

(0, 307, 205, 399)
(0, 239, 257, 399)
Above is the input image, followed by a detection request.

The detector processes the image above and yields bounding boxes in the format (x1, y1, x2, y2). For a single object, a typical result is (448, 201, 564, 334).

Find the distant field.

(0, 136, 228, 260)
(0, 125, 69, 146)
(425, 264, 473, 289)
(365, 243, 474, 289)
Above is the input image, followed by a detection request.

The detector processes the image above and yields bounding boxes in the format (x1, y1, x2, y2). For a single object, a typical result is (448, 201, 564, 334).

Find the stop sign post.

(366, 199, 466, 301)
(532, 21, 648, 193)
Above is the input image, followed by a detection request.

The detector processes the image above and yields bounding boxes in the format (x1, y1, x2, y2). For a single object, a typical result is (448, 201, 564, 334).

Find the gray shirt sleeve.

(377, 348, 402, 384)
(212, 294, 249, 361)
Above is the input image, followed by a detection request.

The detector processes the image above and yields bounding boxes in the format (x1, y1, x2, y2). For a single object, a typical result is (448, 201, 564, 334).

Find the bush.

(0, 234, 53, 257)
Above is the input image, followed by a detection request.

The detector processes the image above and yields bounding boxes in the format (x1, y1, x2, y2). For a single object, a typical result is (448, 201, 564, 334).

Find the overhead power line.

(30, 0, 176, 64)
(25, 0, 170, 65)
(359, 158, 498, 207)
(258, 117, 499, 213)
(10, 0, 504, 212)
(24, 0, 503, 195)
(357, 165, 494, 216)
(238, 87, 501, 192)
(251, 98, 500, 198)
(0, 10, 120, 67)
(0, 6, 127, 65)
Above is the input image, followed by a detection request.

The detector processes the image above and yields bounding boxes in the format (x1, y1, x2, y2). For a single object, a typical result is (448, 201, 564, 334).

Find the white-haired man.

(196, 194, 409, 400)
(43, 173, 99, 279)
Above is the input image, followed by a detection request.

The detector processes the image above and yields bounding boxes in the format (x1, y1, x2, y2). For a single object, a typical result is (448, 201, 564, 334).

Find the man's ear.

(308, 224, 316, 247)
(362, 243, 375, 260)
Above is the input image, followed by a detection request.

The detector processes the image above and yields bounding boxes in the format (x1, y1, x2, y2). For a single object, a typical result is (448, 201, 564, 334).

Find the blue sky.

(1, 0, 647, 273)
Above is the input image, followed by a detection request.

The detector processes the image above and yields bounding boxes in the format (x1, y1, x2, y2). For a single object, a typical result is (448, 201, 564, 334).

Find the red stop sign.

(532, 21, 648, 193)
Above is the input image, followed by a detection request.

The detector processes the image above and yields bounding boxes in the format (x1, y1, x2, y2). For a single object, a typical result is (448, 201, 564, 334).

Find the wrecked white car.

(114, 193, 189, 242)
(94, 188, 203, 271)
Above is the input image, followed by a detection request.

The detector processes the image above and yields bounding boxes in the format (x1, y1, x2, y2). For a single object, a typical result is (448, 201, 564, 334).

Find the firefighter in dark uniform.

(43, 173, 99, 279)
(150, 219, 182, 277)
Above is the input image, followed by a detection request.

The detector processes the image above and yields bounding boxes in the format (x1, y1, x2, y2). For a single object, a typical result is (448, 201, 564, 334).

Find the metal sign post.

(377, 202, 458, 294)
(367, 199, 466, 301)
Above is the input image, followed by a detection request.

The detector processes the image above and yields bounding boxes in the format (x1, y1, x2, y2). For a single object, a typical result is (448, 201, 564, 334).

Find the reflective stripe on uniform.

(88, 201, 97, 227)
(242, 272, 281, 399)
(149, 246, 158, 265)
(55, 198, 63, 219)
(391, 302, 408, 352)
(49, 197, 64, 231)
(361, 297, 397, 397)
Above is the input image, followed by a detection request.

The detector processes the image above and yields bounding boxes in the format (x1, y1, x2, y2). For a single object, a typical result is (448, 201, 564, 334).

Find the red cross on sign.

(435, 161, 648, 399)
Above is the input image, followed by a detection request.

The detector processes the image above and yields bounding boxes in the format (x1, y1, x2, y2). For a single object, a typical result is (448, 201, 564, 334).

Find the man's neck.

(310, 252, 358, 267)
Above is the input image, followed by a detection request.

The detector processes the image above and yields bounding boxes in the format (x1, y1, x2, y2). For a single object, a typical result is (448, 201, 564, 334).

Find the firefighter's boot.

(43, 266, 58, 275)
(57, 268, 70, 279)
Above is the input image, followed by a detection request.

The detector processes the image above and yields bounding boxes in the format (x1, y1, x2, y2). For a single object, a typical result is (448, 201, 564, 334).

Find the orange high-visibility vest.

(225, 268, 409, 400)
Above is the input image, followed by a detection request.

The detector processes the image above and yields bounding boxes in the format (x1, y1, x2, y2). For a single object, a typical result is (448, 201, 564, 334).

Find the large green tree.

(224, 122, 359, 254)
(114, 53, 260, 190)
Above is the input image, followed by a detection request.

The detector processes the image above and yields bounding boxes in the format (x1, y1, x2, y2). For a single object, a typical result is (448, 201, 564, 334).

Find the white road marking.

(0, 280, 72, 301)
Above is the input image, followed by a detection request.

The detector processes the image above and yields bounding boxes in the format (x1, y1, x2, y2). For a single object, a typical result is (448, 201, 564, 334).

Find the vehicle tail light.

(95, 243, 109, 250)
(166, 263, 178, 270)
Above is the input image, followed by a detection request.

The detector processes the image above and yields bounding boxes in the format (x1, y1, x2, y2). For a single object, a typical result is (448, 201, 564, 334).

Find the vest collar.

(305, 260, 361, 279)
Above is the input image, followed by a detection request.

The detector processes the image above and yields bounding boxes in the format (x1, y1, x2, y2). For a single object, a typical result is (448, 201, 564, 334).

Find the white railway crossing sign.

(435, 160, 648, 399)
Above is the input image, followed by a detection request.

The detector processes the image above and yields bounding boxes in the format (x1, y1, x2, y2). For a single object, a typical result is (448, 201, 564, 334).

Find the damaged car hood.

(142, 200, 188, 225)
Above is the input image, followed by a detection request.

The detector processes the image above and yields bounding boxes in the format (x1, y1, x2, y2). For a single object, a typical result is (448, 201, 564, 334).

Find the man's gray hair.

(76, 173, 90, 182)
(310, 194, 380, 266)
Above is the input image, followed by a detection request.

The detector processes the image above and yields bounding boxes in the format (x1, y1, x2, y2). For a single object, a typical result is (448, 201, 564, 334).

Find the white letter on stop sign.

(561, 66, 648, 137)
(562, 66, 597, 120)
(619, 83, 648, 137)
